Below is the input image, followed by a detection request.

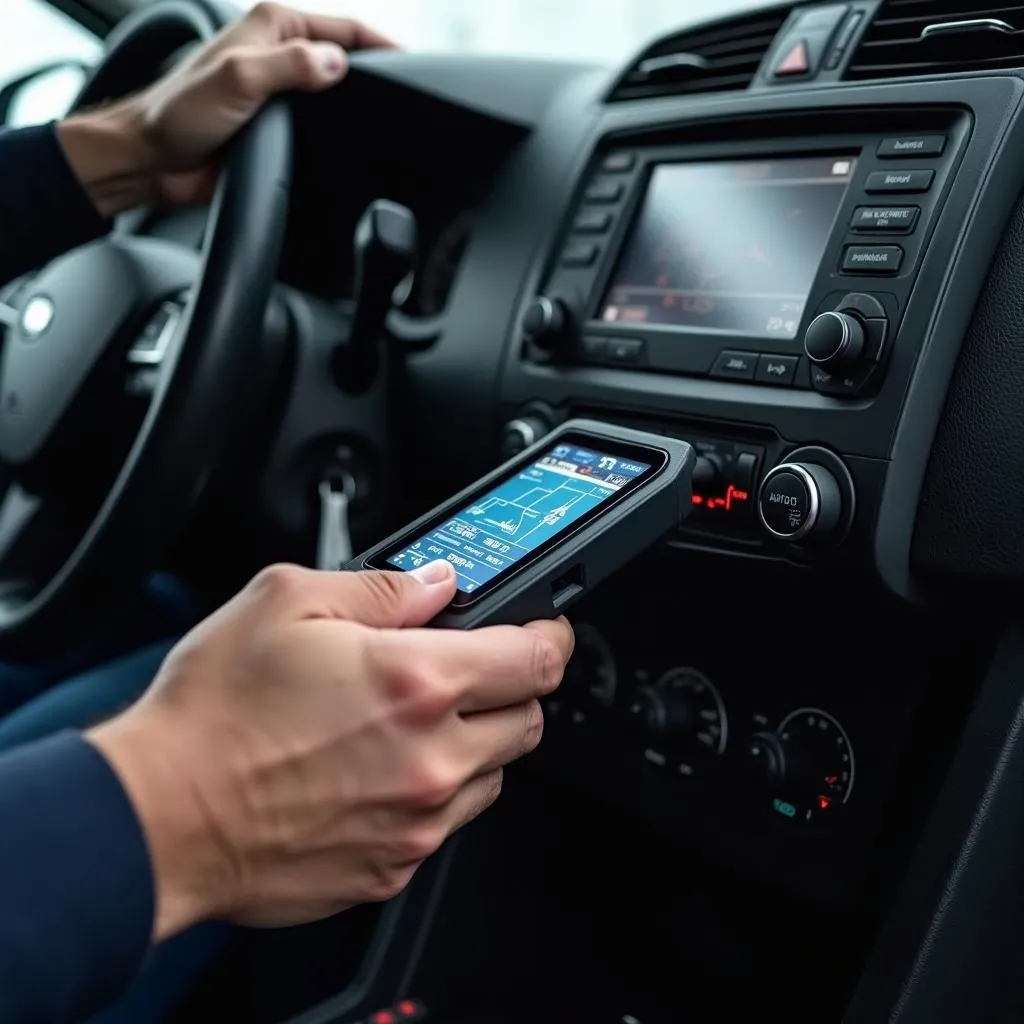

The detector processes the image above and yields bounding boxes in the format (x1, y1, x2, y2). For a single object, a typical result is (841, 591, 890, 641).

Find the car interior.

(4, 0, 1024, 1020)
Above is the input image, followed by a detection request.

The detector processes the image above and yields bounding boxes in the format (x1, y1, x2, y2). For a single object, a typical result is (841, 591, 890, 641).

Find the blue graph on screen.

(386, 443, 650, 593)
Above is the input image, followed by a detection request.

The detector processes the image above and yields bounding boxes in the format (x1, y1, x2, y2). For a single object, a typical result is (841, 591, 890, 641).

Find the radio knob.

(758, 461, 842, 543)
(501, 412, 552, 458)
(803, 311, 866, 372)
(522, 296, 573, 353)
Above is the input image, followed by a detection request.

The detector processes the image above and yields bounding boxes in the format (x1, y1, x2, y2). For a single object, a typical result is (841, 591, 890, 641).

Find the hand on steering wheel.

(0, 2, 391, 652)
(60, 2, 395, 214)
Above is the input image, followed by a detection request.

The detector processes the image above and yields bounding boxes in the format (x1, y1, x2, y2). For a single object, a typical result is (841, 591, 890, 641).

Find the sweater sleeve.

(0, 730, 155, 1023)
(0, 121, 111, 288)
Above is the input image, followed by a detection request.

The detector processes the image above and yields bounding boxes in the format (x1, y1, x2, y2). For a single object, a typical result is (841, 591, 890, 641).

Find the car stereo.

(522, 113, 968, 399)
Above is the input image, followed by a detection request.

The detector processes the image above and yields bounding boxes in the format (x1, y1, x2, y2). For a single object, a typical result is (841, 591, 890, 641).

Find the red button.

(775, 39, 809, 76)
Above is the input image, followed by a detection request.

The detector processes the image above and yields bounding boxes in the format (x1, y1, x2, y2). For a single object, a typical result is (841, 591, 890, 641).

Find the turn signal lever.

(332, 199, 417, 394)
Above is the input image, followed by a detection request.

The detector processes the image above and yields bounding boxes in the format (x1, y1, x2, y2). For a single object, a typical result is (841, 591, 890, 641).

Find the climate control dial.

(758, 461, 842, 543)
(627, 668, 727, 756)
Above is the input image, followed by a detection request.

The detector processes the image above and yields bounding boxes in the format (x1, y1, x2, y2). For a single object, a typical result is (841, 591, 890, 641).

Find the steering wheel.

(0, 0, 291, 653)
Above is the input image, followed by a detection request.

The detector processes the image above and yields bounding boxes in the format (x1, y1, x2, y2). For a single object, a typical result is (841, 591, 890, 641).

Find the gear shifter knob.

(333, 199, 417, 393)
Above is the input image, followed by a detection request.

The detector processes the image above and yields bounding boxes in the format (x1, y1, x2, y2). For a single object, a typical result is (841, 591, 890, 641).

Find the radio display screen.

(599, 154, 856, 340)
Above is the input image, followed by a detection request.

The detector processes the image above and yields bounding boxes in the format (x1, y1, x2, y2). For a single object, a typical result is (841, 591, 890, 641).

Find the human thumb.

(330, 561, 457, 628)
(233, 39, 349, 99)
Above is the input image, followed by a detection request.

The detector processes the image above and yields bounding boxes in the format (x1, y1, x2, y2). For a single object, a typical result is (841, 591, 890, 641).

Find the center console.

(482, 73, 1024, 915)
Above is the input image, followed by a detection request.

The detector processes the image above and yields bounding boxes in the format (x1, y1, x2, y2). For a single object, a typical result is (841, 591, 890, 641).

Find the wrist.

(57, 98, 159, 218)
(86, 708, 234, 941)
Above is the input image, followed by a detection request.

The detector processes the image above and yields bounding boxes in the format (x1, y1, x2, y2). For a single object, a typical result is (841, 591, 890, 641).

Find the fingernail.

(408, 559, 453, 585)
(312, 42, 346, 76)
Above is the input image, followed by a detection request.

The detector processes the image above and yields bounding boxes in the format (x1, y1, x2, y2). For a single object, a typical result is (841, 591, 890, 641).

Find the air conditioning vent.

(847, 1, 1024, 80)
(607, 9, 790, 102)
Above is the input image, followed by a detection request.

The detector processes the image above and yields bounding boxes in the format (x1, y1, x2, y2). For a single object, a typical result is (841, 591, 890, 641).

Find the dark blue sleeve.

(0, 731, 155, 1023)
(0, 121, 110, 288)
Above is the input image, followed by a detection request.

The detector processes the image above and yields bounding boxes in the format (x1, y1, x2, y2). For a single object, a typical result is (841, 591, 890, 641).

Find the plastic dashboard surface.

(391, 67, 1024, 599)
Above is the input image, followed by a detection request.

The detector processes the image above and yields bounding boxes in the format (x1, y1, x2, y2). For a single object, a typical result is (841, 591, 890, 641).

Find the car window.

(1, 0, 100, 125)
(241, 0, 770, 62)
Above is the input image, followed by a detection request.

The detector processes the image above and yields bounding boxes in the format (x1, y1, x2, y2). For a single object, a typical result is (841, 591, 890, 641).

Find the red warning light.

(371, 1012, 396, 1024)
(824, 775, 838, 787)
(818, 796, 831, 811)
(396, 1001, 422, 1019)
(693, 484, 750, 512)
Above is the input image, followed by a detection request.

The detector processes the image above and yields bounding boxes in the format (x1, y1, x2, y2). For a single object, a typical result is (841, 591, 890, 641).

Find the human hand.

(87, 560, 573, 941)
(59, 3, 396, 216)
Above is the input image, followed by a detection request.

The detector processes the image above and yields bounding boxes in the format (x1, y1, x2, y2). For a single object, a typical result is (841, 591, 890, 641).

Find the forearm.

(0, 122, 111, 287)
(0, 733, 155, 1021)
(57, 100, 158, 219)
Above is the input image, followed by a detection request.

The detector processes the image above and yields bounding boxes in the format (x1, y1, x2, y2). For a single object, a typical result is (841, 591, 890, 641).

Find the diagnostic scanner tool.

(347, 419, 695, 628)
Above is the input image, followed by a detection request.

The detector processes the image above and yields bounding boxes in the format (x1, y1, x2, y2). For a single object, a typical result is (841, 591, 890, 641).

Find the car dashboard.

(159, 4, 1024, 1022)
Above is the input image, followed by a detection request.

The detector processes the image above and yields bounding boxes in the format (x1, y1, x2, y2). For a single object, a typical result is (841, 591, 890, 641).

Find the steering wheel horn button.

(19, 296, 55, 339)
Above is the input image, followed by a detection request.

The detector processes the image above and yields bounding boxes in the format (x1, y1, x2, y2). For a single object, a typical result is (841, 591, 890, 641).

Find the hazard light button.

(774, 38, 810, 77)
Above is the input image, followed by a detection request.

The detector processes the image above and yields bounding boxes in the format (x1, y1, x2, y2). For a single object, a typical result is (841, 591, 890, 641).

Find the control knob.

(522, 296, 573, 353)
(758, 461, 842, 543)
(501, 410, 553, 458)
(803, 310, 865, 373)
(628, 685, 691, 738)
(627, 669, 727, 756)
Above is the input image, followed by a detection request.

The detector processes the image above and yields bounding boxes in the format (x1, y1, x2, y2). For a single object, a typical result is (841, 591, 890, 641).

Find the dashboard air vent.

(847, 1, 1024, 80)
(607, 8, 790, 101)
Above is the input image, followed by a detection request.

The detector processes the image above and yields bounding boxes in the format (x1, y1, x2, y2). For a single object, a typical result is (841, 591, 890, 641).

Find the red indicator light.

(824, 775, 838, 786)
(694, 484, 750, 512)
(818, 796, 831, 811)
(371, 1013, 396, 1024)
(397, 1001, 421, 1018)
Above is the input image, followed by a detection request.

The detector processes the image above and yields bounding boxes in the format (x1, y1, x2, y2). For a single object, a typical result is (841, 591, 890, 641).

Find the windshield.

(241, 0, 767, 63)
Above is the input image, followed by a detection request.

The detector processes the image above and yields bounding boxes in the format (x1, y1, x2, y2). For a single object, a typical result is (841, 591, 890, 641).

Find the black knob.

(523, 296, 572, 352)
(501, 413, 552, 459)
(758, 461, 842, 543)
(743, 732, 785, 788)
(627, 685, 691, 738)
(803, 311, 866, 372)
(692, 453, 722, 488)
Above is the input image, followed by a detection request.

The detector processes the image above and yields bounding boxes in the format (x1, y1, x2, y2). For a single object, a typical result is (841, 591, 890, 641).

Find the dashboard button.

(877, 135, 946, 158)
(793, 3, 849, 34)
(842, 245, 904, 274)
(573, 211, 612, 234)
(754, 354, 798, 385)
(824, 9, 864, 69)
(865, 169, 935, 193)
(561, 242, 598, 267)
(602, 152, 635, 172)
(579, 335, 608, 359)
(850, 205, 919, 233)
(584, 180, 624, 203)
(710, 350, 757, 380)
(605, 337, 644, 364)
(774, 38, 810, 76)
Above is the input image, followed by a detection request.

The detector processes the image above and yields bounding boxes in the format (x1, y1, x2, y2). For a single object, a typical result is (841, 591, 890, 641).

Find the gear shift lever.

(332, 199, 417, 394)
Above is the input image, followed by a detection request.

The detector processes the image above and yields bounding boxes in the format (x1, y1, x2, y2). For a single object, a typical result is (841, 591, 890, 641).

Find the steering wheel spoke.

(0, 0, 293, 653)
